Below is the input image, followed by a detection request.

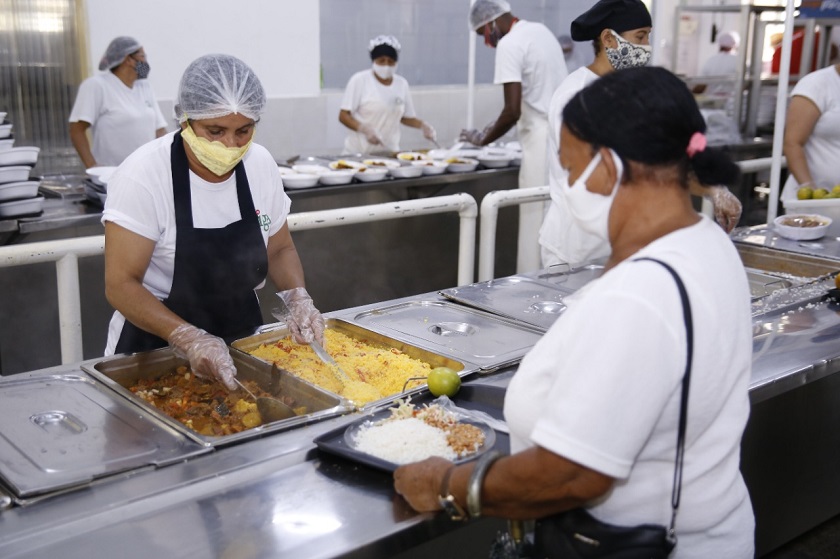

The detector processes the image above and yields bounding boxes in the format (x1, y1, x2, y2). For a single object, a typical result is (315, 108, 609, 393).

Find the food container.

(0, 166, 30, 184)
(354, 167, 389, 182)
(446, 158, 479, 173)
(0, 180, 40, 202)
(82, 348, 351, 447)
(329, 159, 364, 171)
(0, 196, 44, 218)
(282, 173, 320, 189)
(413, 160, 448, 175)
(292, 164, 329, 175)
(362, 158, 400, 170)
(277, 165, 294, 176)
(0, 139, 14, 151)
(85, 166, 117, 187)
(318, 170, 356, 185)
(782, 198, 840, 236)
(388, 164, 424, 179)
(0, 124, 12, 139)
(232, 319, 474, 410)
(0, 147, 38, 167)
(773, 214, 831, 240)
(397, 151, 429, 162)
(477, 154, 513, 168)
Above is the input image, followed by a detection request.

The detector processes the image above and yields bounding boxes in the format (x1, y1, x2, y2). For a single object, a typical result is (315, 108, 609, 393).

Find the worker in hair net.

(339, 35, 437, 154)
(700, 31, 740, 78)
(102, 54, 324, 391)
(462, 0, 567, 273)
(69, 36, 168, 168)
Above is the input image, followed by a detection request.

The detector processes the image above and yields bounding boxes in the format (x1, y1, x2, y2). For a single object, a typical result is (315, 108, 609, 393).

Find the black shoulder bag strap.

(634, 257, 694, 545)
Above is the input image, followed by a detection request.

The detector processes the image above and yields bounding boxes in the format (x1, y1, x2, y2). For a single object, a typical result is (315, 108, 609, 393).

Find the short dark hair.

(562, 66, 740, 188)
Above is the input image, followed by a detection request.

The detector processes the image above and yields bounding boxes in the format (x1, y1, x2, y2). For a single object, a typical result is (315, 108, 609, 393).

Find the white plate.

(413, 160, 448, 175)
(0, 196, 44, 217)
(362, 158, 401, 170)
(0, 180, 40, 202)
(445, 157, 479, 173)
(388, 164, 424, 179)
(0, 166, 30, 184)
(354, 168, 389, 182)
(0, 147, 38, 167)
(397, 152, 429, 162)
(282, 173, 320, 189)
(0, 124, 12, 139)
(292, 164, 330, 175)
(319, 170, 356, 185)
(329, 159, 365, 171)
(773, 214, 831, 241)
(477, 155, 513, 168)
(0, 139, 14, 151)
(86, 166, 118, 186)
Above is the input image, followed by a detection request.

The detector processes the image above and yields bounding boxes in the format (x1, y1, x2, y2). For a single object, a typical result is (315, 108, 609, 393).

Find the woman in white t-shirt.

(102, 54, 324, 392)
(782, 63, 840, 199)
(69, 36, 168, 168)
(394, 67, 754, 558)
(339, 35, 437, 154)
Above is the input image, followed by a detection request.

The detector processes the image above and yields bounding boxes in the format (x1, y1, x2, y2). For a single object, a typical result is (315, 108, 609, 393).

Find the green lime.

(427, 367, 461, 397)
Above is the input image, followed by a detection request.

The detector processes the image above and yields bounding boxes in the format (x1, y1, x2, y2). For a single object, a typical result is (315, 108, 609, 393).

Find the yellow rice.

(248, 329, 432, 405)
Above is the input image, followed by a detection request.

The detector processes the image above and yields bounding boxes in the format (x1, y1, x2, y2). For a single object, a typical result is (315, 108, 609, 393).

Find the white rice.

(352, 417, 457, 464)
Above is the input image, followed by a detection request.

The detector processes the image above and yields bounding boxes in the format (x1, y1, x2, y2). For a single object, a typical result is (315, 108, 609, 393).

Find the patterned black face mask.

(133, 57, 150, 79)
(605, 30, 652, 70)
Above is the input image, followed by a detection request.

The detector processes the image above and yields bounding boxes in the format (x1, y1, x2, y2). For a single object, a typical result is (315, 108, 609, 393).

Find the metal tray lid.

(0, 373, 208, 498)
(439, 276, 574, 331)
(521, 262, 606, 293)
(346, 299, 544, 369)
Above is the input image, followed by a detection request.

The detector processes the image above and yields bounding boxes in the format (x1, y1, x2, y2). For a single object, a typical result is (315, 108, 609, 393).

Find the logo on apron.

(256, 209, 271, 232)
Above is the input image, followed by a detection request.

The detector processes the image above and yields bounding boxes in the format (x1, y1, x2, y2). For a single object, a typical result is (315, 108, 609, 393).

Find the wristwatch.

(438, 466, 468, 521)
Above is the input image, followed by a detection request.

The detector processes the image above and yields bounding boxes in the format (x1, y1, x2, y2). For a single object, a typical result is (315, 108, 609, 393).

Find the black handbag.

(530, 258, 694, 559)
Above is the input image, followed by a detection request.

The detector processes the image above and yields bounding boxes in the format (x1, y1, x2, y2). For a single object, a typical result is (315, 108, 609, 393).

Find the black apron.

(115, 131, 267, 353)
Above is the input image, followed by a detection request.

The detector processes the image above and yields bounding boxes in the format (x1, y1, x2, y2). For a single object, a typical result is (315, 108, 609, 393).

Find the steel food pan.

(232, 318, 473, 410)
(344, 299, 543, 371)
(0, 373, 208, 499)
(83, 349, 351, 448)
(522, 262, 606, 293)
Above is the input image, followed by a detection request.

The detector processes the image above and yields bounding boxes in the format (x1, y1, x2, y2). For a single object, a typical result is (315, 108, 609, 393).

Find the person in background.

(558, 34, 588, 74)
(69, 36, 167, 168)
(103, 54, 323, 391)
(394, 66, 755, 558)
(461, 0, 567, 274)
(782, 62, 840, 200)
(700, 31, 740, 79)
(539, 0, 742, 268)
(339, 35, 437, 155)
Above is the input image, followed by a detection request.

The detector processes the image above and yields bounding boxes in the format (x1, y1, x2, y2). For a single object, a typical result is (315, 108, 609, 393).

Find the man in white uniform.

(69, 36, 167, 168)
(462, 0, 567, 273)
(698, 31, 741, 101)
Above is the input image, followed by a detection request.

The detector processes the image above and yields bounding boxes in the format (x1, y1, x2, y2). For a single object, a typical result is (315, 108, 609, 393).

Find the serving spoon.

(232, 374, 296, 422)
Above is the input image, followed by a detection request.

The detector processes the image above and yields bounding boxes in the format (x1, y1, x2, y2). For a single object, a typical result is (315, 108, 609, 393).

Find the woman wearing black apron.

(102, 54, 323, 391)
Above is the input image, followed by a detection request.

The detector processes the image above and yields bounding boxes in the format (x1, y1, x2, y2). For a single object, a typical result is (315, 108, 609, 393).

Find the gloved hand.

(708, 186, 742, 233)
(168, 323, 237, 391)
(358, 123, 383, 146)
(421, 122, 437, 143)
(459, 128, 484, 146)
(277, 287, 325, 345)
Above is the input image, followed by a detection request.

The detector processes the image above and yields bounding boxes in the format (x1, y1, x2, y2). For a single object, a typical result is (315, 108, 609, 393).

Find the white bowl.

(397, 151, 429, 162)
(413, 160, 448, 175)
(318, 169, 356, 185)
(0, 112, 7, 122)
(446, 157, 479, 173)
(0, 124, 12, 139)
(292, 164, 329, 175)
(354, 168, 389, 182)
(86, 165, 117, 186)
(0, 146, 38, 166)
(773, 214, 831, 240)
(282, 173, 320, 189)
(0, 165, 30, 184)
(388, 164, 424, 179)
(277, 166, 295, 176)
(0, 139, 14, 151)
(477, 154, 513, 168)
(0, 196, 44, 217)
(329, 159, 364, 171)
(0, 180, 40, 202)
(362, 158, 401, 170)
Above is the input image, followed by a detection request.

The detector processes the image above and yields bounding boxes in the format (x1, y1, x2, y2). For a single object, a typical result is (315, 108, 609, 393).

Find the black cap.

(370, 44, 398, 62)
(571, 0, 652, 41)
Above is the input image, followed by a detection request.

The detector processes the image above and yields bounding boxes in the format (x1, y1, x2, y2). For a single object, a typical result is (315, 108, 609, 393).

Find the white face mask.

(563, 148, 623, 242)
(372, 63, 396, 80)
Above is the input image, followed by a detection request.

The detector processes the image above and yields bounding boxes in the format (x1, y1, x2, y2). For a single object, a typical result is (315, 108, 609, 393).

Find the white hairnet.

(369, 35, 402, 53)
(174, 54, 267, 123)
(469, 0, 511, 31)
(719, 31, 740, 49)
(98, 36, 142, 71)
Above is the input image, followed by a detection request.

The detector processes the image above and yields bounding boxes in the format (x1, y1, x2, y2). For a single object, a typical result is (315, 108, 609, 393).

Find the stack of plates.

(84, 166, 116, 207)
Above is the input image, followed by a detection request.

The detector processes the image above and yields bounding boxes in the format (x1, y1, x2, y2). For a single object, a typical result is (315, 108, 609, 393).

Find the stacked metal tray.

(521, 262, 606, 293)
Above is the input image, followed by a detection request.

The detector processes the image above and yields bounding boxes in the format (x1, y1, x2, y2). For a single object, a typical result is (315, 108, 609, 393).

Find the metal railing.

(0, 193, 478, 366)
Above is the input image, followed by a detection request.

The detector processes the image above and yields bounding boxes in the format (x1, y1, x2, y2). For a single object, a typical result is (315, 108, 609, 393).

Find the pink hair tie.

(686, 132, 707, 158)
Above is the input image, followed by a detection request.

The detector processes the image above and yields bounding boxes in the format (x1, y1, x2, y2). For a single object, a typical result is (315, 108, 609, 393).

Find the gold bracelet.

(466, 450, 502, 519)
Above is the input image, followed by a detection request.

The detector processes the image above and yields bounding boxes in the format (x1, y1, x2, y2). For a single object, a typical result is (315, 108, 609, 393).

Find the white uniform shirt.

(101, 132, 291, 354)
(700, 51, 739, 77)
(782, 65, 840, 198)
(69, 72, 168, 166)
(507, 216, 755, 558)
(539, 66, 604, 267)
(340, 70, 417, 154)
(494, 20, 567, 115)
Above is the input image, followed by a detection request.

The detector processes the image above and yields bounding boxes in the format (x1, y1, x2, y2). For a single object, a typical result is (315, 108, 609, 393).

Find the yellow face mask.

(181, 123, 253, 176)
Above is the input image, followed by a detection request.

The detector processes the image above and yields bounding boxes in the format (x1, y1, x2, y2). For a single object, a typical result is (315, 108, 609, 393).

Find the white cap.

(719, 31, 740, 49)
(469, 0, 511, 31)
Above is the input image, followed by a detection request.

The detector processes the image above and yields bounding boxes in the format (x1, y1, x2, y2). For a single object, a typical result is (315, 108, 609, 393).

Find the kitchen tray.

(439, 276, 574, 332)
(0, 373, 208, 499)
(345, 299, 543, 371)
(232, 319, 473, 410)
(315, 384, 510, 472)
(83, 348, 351, 448)
(522, 262, 606, 293)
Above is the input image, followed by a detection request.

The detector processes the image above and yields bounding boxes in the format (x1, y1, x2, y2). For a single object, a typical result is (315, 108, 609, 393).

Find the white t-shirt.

(101, 132, 291, 354)
(340, 70, 417, 154)
(69, 72, 168, 166)
(539, 67, 605, 267)
(782, 65, 840, 199)
(700, 51, 739, 77)
(495, 20, 567, 116)
(506, 216, 755, 559)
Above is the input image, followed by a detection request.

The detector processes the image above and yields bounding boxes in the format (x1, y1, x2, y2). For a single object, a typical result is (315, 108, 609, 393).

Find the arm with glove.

(339, 109, 383, 146)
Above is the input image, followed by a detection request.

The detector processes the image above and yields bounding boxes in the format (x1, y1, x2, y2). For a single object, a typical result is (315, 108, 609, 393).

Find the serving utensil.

(232, 375, 296, 422)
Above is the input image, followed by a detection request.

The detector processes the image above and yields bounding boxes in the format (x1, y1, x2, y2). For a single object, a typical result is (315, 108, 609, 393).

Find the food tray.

(0, 373, 208, 499)
(0, 196, 44, 218)
(232, 319, 473, 410)
(521, 262, 606, 293)
(83, 348, 351, 448)
(0, 180, 40, 202)
(343, 299, 543, 371)
(0, 165, 30, 184)
(315, 384, 509, 472)
(440, 276, 574, 332)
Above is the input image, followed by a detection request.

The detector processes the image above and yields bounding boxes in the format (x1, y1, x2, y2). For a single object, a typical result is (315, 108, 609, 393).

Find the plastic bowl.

(282, 173, 320, 189)
(389, 164, 424, 179)
(292, 164, 329, 175)
(397, 152, 429, 162)
(477, 154, 513, 168)
(0, 139, 15, 151)
(0, 165, 31, 184)
(413, 160, 448, 175)
(354, 168, 389, 182)
(318, 170, 356, 185)
(0, 124, 12, 139)
(329, 159, 364, 171)
(362, 158, 400, 170)
(0, 180, 40, 202)
(773, 214, 832, 240)
(86, 166, 117, 186)
(0, 147, 39, 167)
(446, 157, 479, 173)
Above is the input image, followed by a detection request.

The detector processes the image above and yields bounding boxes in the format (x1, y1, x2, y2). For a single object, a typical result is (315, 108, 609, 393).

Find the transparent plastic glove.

(358, 123, 383, 146)
(276, 287, 325, 345)
(459, 128, 484, 146)
(168, 323, 237, 391)
(708, 186, 742, 233)
(421, 122, 437, 142)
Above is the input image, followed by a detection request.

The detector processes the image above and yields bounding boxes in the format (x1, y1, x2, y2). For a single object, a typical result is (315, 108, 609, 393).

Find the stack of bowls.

(0, 115, 44, 218)
(84, 166, 116, 206)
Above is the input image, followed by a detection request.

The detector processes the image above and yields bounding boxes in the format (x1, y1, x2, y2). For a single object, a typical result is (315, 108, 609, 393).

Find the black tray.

(315, 384, 510, 472)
